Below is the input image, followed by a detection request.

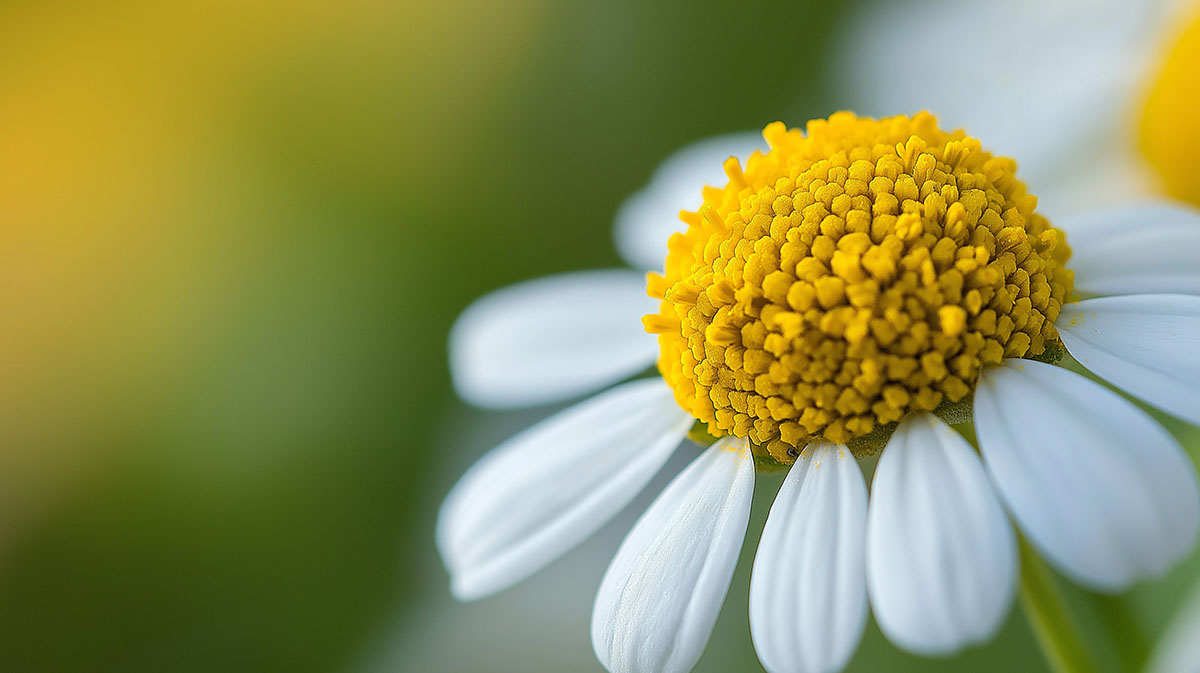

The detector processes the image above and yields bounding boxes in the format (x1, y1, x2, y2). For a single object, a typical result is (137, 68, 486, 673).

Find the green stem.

(1088, 591, 1150, 673)
(1018, 536, 1101, 673)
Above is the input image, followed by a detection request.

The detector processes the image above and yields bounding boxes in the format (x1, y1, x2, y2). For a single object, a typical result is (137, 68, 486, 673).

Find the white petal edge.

(449, 269, 660, 409)
(436, 378, 693, 601)
(974, 359, 1200, 591)
(1058, 294, 1200, 425)
(1061, 200, 1200, 296)
(750, 442, 868, 673)
(1145, 581, 1200, 673)
(614, 132, 764, 271)
(592, 437, 755, 673)
(866, 413, 1016, 656)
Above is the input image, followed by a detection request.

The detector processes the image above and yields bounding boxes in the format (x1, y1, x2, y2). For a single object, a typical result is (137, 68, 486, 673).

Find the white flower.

(437, 114, 1200, 673)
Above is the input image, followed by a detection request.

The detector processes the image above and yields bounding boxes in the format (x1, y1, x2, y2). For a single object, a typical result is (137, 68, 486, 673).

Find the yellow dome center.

(1141, 9, 1200, 206)
(644, 112, 1074, 464)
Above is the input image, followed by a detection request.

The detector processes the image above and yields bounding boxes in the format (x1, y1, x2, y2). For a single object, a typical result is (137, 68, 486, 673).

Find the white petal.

(1058, 294, 1200, 425)
(749, 442, 868, 673)
(449, 270, 660, 408)
(1062, 201, 1200, 296)
(832, 0, 1177, 217)
(614, 133, 764, 271)
(592, 437, 755, 673)
(1145, 582, 1200, 673)
(866, 414, 1016, 656)
(974, 359, 1200, 591)
(436, 378, 693, 601)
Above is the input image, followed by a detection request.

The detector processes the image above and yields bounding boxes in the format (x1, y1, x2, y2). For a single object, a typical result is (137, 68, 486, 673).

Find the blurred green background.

(0, 1, 1197, 672)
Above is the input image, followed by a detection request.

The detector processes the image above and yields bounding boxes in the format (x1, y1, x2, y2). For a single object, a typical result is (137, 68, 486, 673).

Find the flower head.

(647, 112, 1072, 458)
(439, 113, 1200, 673)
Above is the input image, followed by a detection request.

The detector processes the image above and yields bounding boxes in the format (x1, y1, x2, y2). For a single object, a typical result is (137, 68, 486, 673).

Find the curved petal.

(436, 378, 693, 601)
(974, 359, 1200, 591)
(592, 437, 754, 673)
(449, 269, 659, 409)
(614, 133, 764, 271)
(866, 414, 1016, 656)
(1062, 201, 1200, 297)
(1058, 294, 1200, 425)
(749, 442, 868, 673)
(1145, 581, 1200, 673)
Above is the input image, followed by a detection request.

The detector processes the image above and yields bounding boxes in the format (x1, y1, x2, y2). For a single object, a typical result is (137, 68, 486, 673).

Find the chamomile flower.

(437, 112, 1200, 673)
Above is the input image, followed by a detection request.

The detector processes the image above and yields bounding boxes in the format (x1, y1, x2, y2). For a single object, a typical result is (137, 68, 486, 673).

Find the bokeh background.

(2, 0, 1198, 671)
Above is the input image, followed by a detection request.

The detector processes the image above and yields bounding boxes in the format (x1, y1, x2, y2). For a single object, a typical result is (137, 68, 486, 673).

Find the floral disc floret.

(645, 112, 1075, 463)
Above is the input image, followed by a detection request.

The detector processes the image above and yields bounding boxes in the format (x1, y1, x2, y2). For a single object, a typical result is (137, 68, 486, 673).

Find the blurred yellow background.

(0, 1, 1197, 671)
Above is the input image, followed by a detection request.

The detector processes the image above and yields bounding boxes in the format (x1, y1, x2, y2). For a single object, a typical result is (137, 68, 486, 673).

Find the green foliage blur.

(0, 0, 1196, 672)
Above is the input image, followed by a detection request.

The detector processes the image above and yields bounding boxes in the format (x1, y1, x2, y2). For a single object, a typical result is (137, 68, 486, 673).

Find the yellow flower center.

(644, 112, 1074, 464)
(1141, 9, 1200, 206)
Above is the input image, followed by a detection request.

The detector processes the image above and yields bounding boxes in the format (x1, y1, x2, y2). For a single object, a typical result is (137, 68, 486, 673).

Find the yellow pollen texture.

(645, 112, 1074, 463)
